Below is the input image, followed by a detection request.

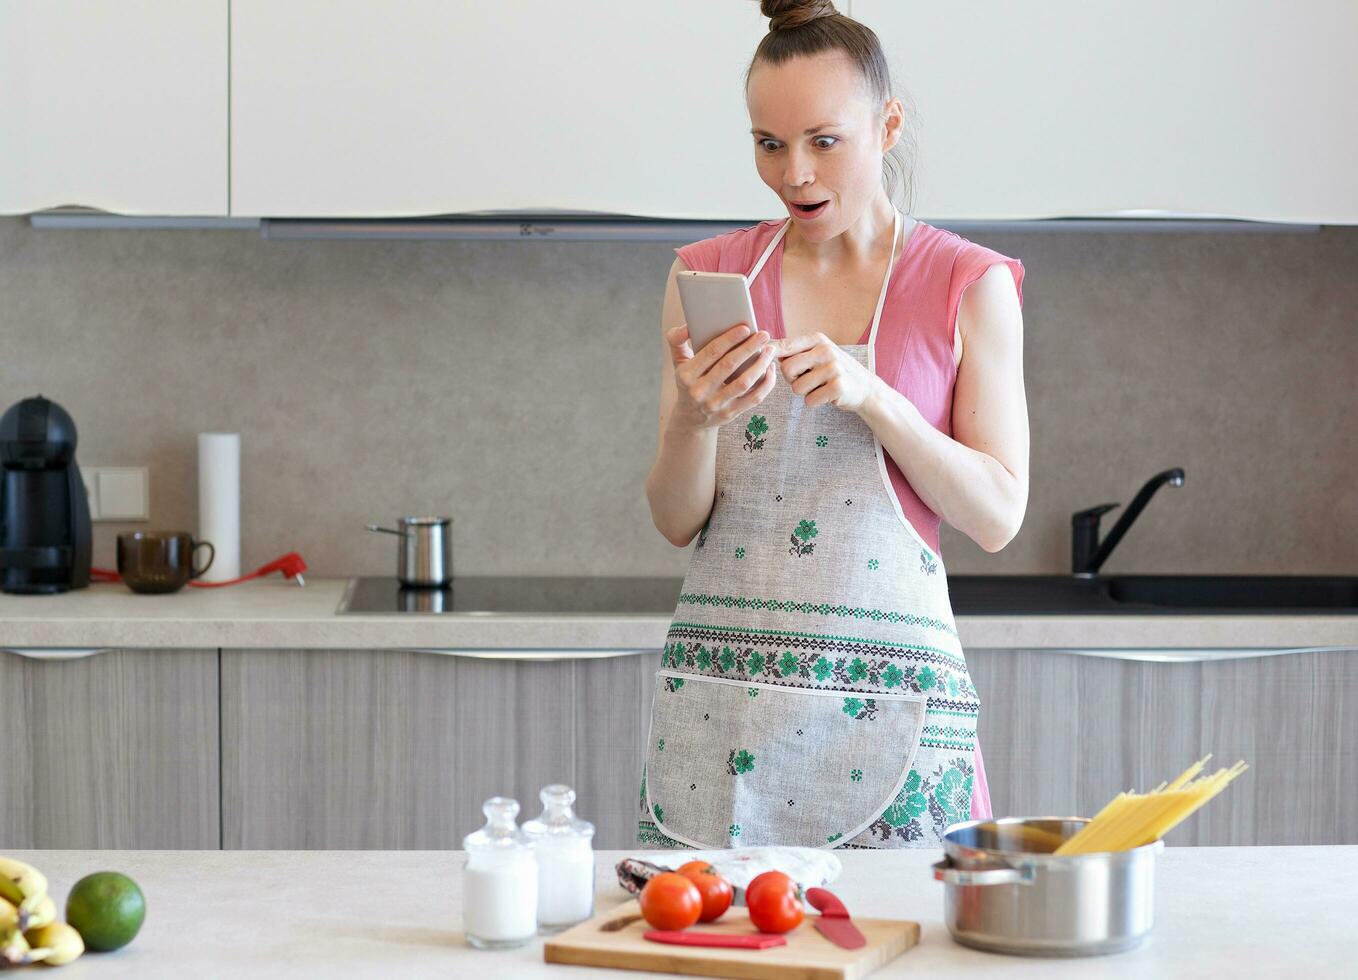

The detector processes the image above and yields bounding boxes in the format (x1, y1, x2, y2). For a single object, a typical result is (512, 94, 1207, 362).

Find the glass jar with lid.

(522, 784, 596, 932)
(462, 796, 538, 948)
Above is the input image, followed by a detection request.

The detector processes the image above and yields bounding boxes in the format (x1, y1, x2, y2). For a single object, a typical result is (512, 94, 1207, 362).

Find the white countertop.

(1, 578, 1356, 653)
(5, 846, 1348, 978)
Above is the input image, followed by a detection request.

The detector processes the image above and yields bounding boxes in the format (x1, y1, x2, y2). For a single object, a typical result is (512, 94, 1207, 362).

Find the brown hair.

(746, 0, 916, 213)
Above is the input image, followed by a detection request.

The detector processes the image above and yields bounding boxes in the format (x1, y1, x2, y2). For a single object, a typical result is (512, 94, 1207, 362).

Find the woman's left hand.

(772, 332, 880, 413)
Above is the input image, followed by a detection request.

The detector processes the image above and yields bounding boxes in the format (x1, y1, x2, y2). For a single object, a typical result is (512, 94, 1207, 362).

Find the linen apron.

(638, 208, 982, 850)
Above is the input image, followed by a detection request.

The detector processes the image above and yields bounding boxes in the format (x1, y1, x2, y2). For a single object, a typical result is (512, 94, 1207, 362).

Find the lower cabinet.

(966, 649, 1358, 845)
(0, 647, 219, 849)
(220, 649, 660, 849)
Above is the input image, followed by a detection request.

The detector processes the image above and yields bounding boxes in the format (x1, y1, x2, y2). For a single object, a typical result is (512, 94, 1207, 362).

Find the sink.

(947, 575, 1358, 615)
(1103, 575, 1358, 610)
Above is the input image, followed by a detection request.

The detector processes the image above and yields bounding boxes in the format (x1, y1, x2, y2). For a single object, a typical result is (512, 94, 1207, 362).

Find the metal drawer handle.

(2, 648, 111, 660)
(932, 859, 1035, 886)
(406, 647, 659, 662)
(1048, 646, 1358, 663)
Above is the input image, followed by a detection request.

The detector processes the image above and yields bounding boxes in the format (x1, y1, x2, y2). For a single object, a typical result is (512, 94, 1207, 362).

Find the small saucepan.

(366, 516, 452, 588)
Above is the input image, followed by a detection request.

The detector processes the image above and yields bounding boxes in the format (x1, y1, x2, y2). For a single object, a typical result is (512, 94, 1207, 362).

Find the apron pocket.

(643, 670, 928, 849)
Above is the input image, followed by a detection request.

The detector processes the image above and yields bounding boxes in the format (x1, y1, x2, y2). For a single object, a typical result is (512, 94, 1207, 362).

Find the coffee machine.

(0, 395, 93, 594)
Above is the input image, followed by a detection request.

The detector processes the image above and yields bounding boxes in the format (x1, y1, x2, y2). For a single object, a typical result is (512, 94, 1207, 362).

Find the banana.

(1, 925, 35, 966)
(0, 856, 48, 927)
(0, 897, 16, 932)
(24, 922, 84, 966)
(23, 894, 56, 931)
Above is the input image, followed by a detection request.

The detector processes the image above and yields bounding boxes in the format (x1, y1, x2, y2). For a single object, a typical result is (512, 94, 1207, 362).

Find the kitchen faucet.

(1071, 467, 1185, 577)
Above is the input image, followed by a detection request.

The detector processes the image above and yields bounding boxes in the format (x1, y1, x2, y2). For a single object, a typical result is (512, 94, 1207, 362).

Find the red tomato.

(745, 870, 804, 934)
(676, 861, 734, 923)
(639, 872, 703, 931)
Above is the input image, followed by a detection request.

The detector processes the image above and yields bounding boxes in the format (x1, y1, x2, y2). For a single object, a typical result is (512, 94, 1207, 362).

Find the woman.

(639, 0, 1027, 850)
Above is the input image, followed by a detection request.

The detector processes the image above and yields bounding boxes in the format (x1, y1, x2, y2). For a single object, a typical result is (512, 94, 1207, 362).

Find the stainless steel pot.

(366, 516, 452, 587)
(931, 817, 1161, 957)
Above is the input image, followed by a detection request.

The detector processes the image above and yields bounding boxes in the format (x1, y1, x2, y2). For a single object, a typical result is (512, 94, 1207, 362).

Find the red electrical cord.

(91, 552, 308, 588)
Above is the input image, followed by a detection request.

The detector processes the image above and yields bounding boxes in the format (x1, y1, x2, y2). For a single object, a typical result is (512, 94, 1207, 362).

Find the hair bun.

(763, 0, 838, 33)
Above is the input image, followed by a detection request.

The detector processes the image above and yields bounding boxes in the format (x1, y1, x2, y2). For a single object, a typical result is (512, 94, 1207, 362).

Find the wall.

(2, 217, 1355, 578)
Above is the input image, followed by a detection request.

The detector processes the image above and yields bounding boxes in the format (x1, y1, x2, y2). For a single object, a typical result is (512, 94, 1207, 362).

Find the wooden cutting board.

(543, 900, 920, 980)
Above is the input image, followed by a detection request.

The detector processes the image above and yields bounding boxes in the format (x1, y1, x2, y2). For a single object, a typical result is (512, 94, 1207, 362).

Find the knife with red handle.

(805, 887, 867, 949)
(643, 930, 787, 949)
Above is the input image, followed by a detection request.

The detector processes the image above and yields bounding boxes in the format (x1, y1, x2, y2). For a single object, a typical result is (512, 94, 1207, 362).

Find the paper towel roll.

(198, 433, 240, 582)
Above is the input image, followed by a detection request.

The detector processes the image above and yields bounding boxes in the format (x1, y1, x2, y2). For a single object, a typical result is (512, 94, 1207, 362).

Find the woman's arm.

(646, 258, 718, 547)
(645, 257, 778, 547)
(858, 263, 1029, 553)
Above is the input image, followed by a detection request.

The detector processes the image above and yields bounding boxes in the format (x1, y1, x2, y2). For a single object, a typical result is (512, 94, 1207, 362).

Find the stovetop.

(337, 576, 684, 615)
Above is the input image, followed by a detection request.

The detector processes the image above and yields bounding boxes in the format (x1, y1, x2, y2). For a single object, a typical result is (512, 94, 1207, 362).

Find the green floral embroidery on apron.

(789, 519, 818, 557)
(744, 415, 769, 452)
(676, 592, 958, 637)
(727, 749, 756, 774)
(919, 548, 938, 574)
(661, 638, 979, 701)
(815, 435, 829, 447)
(872, 759, 975, 844)
(867, 558, 879, 569)
(842, 697, 878, 720)
(734, 547, 745, 558)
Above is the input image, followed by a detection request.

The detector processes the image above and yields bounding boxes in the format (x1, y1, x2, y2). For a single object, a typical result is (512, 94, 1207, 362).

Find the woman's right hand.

(665, 322, 777, 432)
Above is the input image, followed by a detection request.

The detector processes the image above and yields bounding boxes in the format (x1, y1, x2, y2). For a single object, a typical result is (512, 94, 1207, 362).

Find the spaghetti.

(1054, 756, 1248, 856)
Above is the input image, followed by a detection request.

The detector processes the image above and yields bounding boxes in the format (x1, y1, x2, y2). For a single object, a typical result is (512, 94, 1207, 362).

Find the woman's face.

(747, 51, 901, 240)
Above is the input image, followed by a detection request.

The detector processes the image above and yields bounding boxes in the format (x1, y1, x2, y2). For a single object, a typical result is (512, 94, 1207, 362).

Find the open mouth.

(791, 199, 828, 218)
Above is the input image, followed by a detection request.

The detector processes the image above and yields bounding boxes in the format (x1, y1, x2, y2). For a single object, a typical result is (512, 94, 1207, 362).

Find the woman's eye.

(758, 139, 780, 153)
(814, 136, 838, 149)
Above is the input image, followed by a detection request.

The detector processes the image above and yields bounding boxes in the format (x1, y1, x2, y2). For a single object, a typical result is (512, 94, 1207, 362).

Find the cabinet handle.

(1046, 646, 1358, 663)
(2, 648, 111, 660)
(406, 647, 659, 662)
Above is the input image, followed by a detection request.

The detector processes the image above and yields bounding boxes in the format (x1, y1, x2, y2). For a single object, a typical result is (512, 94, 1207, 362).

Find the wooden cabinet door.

(0, 647, 220, 848)
(0, 1, 228, 215)
(854, 0, 1358, 222)
(966, 648, 1358, 844)
(230, 0, 770, 218)
(220, 649, 659, 849)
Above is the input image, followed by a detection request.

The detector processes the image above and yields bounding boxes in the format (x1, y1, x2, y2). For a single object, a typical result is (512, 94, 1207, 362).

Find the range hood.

(27, 208, 1322, 240)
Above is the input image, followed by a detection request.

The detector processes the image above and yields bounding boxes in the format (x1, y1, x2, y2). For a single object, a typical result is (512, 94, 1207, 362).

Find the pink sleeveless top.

(675, 219, 1026, 556)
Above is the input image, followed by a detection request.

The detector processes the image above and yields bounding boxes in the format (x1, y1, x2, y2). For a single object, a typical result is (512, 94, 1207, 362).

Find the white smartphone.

(676, 271, 765, 383)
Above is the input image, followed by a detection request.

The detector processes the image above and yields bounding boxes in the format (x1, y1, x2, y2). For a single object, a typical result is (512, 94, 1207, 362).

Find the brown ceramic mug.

(117, 532, 215, 594)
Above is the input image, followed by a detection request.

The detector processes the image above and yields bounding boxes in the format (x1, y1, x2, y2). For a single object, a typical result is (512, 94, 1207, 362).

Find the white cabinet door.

(855, 0, 1358, 222)
(0, 1, 227, 216)
(231, 0, 773, 219)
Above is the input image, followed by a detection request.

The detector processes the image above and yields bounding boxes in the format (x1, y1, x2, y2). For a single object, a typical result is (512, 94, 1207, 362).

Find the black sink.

(948, 575, 1358, 615)
(1103, 575, 1358, 610)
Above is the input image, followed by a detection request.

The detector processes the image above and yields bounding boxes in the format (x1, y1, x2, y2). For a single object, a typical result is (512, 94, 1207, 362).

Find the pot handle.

(931, 859, 1035, 886)
(366, 524, 411, 537)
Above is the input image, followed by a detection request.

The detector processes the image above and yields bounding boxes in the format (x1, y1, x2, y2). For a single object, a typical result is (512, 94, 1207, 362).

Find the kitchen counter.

(5, 846, 1348, 978)
(1, 578, 1357, 652)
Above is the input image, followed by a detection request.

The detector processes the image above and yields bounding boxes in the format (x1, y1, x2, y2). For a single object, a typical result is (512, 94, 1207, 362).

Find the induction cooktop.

(337, 575, 684, 615)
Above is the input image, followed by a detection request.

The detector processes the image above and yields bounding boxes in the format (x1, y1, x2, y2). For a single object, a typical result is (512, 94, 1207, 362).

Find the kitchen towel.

(617, 847, 841, 903)
(197, 432, 240, 582)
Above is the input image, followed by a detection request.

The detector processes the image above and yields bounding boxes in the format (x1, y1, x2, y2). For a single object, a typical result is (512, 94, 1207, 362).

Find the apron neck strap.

(865, 207, 903, 346)
(745, 219, 791, 286)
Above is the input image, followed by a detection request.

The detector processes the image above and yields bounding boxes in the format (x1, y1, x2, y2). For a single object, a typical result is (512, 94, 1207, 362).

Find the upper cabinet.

(5, 1, 1355, 222)
(854, 0, 1358, 223)
(229, 0, 770, 219)
(0, 1, 227, 216)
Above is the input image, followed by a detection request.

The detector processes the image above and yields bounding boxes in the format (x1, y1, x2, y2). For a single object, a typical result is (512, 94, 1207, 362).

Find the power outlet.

(83, 466, 150, 521)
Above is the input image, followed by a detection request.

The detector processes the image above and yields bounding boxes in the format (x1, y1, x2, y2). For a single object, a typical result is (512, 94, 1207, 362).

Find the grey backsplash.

(2, 217, 1355, 578)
